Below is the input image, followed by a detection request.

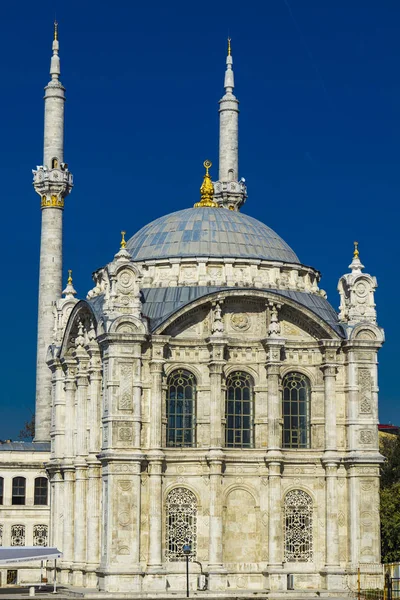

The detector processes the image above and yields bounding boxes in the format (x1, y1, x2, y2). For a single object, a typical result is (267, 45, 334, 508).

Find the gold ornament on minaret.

(194, 160, 218, 208)
(353, 241, 359, 258)
(120, 230, 127, 249)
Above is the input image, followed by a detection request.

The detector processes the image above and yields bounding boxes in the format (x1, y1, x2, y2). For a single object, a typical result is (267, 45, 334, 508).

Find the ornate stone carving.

(230, 312, 250, 331)
(118, 426, 133, 442)
(359, 368, 372, 414)
(211, 301, 224, 336)
(359, 429, 373, 445)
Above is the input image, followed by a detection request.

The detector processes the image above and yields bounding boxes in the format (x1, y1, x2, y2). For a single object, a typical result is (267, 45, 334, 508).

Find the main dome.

(126, 208, 300, 263)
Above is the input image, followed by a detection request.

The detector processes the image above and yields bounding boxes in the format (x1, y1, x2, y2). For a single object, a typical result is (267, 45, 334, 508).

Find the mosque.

(0, 23, 385, 595)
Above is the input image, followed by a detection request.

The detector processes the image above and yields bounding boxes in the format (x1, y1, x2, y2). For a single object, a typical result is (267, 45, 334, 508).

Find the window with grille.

(166, 370, 196, 447)
(225, 371, 254, 448)
(33, 525, 48, 546)
(282, 372, 311, 448)
(12, 477, 26, 505)
(11, 525, 25, 546)
(284, 490, 313, 562)
(34, 478, 48, 505)
(0, 477, 3, 505)
(0, 524, 3, 546)
(165, 487, 197, 561)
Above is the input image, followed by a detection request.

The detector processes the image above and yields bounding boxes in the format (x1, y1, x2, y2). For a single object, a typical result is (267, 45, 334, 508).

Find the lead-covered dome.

(126, 208, 300, 264)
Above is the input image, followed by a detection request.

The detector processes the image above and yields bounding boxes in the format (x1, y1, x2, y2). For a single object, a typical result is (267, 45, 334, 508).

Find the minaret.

(213, 39, 247, 210)
(33, 22, 73, 442)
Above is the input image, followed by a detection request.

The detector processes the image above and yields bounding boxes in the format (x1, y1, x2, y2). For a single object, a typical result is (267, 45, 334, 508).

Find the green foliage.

(380, 483, 400, 563)
(379, 433, 400, 562)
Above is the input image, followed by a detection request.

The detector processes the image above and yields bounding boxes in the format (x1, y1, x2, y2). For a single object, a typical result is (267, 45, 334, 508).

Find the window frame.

(166, 369, 196, 448)
(34, 477, 48, 506)
(284, 489, 313, 562)
(282, 372, 311, 449)
(225, 370, 254, 448)
(0, 477, 3, 505)
(12, 477, 26, 506)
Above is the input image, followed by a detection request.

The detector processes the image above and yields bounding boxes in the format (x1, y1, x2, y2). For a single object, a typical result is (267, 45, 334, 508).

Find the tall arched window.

(166, 369, 196, 447)
(165, 487, 197, 561)
(0, 477, 3, 505)
(225, 371, 254, 448)
(282, 372, 311, 448)
(284, 490, 313, 562)
(34, 478, 48, 506)
(12, 477, 26, 505)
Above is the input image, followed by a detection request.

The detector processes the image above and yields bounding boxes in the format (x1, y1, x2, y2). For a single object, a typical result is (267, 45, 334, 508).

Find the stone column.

(145, 337, 167, 589)
(85, 460, 101, 585)
(264, 336, 285, 590)
(208, 337, 226, 448)
(63, 361, 76, 460)
(73, 464, 87, 585)
(347, 464, 359, 566)
(207, 450, 226, 590)
(61, 467, 74, 579)
(132, 342, 143, 448)
(320, 341, 341, 586)
(49, 359, 65, 459)
(49, 469, 63, 548)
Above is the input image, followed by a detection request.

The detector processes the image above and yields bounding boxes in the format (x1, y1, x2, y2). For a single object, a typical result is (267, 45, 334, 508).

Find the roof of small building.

(0, 442, 50, 452)
(125, 208, 300, 264)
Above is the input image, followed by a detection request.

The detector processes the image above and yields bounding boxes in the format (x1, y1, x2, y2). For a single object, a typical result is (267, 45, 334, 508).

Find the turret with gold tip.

(194, 161, 218, 208)
(338, 241, 377, 325)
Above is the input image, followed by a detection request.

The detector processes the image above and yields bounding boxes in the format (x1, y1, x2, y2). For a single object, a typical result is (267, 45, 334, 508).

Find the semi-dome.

(126, 207, 300, 264)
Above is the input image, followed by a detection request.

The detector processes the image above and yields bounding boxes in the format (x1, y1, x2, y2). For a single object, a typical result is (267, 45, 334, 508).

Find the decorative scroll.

(11, 525, 25, 546)
(33, 525, 48, 546)
(284, 490, 313, 562)
(166, 487, 197, 561)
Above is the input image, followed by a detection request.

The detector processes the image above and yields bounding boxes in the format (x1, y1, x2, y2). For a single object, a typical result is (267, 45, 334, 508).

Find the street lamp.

(182, 544, 191, 598)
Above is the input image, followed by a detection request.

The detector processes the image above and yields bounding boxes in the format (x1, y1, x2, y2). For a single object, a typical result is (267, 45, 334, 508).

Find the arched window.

(0, 477, 3, 505)
(34, 478, 48, 505)
(284, 490, 313, 562)
(166, 487, 197, 561)
(166, 369, 196, 447)
(51, 158, 58, 169)
(225, 371, 254, 448)
(282, 372, 311, 448)
(12, 477, 26, 505)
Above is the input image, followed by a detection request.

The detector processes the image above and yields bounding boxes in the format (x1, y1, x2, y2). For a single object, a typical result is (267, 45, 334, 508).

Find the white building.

(0, 24, 385, 595)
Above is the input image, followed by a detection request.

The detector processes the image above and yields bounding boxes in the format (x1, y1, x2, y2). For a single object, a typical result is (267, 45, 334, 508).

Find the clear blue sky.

(0, 0, 398, 439)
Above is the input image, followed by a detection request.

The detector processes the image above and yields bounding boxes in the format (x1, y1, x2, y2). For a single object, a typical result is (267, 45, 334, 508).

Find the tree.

(379, 432, 400, 562)
(18, 414, 35, 441)
(381, 483, 400, 563)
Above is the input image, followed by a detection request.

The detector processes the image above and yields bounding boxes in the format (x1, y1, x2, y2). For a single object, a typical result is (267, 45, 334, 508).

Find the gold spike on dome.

(120, 230, 127, 249)
(353, 241, 359, 259)
(54, 20, 58, 41)
(194, 160, 218, 208)
(228, 37, 232, 56)
(67, 269, 73, 285)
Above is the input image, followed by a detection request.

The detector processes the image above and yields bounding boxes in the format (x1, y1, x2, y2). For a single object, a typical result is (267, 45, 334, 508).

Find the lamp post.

(183, 544, 191, 597)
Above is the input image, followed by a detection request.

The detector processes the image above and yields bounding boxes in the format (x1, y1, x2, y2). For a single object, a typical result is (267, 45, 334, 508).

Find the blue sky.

(0, 0, 398, 439)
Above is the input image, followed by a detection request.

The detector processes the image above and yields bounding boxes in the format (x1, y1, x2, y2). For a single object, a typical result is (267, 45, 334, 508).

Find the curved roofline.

(150, 287, 343, 339)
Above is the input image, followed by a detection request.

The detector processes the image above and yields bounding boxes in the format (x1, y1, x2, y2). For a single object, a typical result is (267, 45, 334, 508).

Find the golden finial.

(120, 231, 127, 249)
(227, 37, 231, 56)
(54, 20, 58, 41)
(353, 241, 359, 259)
(194, 160, 218, 208)
(67, 269, 72, 285)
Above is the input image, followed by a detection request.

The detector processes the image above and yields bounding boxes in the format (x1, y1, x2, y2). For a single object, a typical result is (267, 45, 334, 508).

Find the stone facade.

(0, 26, 385, 596)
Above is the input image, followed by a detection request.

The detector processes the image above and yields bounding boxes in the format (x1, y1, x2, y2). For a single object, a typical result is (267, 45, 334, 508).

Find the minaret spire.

(32, 23, 73, 442)
(213, 39, 247, 211)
